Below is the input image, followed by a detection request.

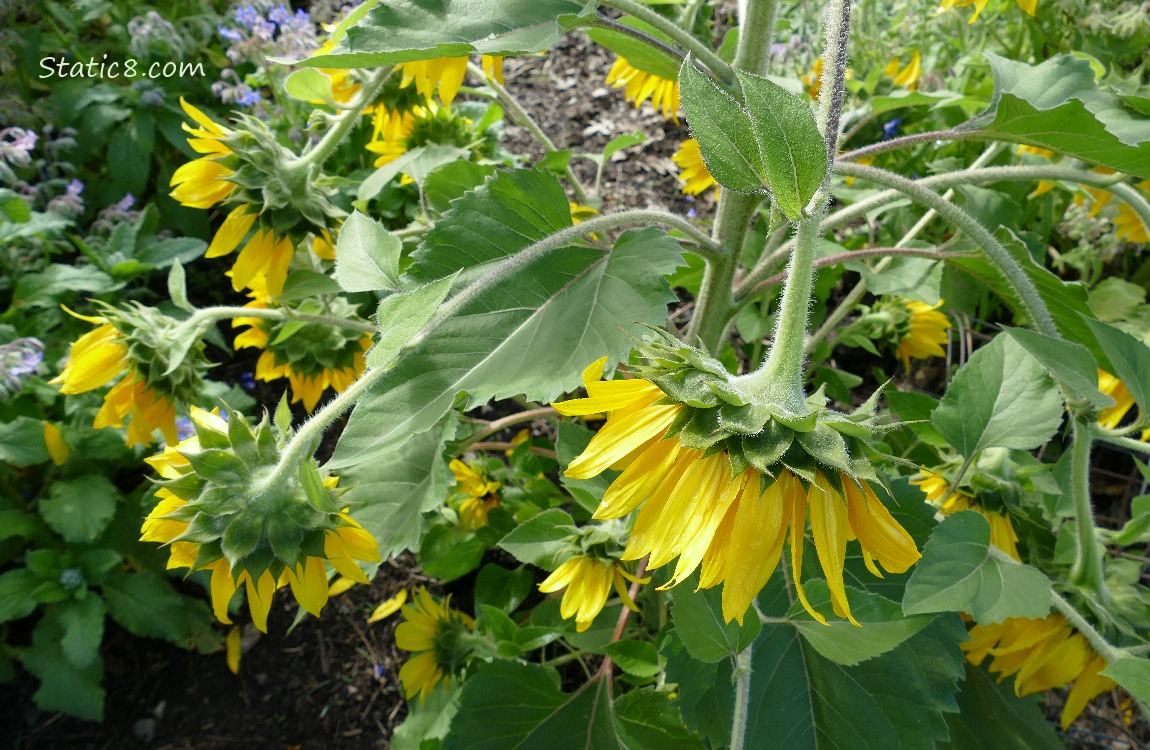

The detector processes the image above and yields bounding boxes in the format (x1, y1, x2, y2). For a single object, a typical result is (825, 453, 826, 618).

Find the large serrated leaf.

(902, 512, 1051, 624)
(329, 226, 684, 469)
(678, 59, 766, 194)
(940, 662, 1064, 750)
(1083, 317, 1150, 418)
(1004, 327, 1110, 409)
(964, 53, 1150, 178)
(334, 210, 401, 293)
(790, 581, 933, 666)
(301, 0, 592, 68)
(931, 333, 1064, 457)
(669, 575, 761, 663)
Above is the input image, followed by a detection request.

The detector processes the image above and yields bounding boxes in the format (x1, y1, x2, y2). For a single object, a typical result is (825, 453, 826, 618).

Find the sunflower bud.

(141, 404, 380, 631)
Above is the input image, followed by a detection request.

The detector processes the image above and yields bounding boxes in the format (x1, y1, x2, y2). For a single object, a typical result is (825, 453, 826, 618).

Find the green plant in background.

(4, 0, 1150, 745)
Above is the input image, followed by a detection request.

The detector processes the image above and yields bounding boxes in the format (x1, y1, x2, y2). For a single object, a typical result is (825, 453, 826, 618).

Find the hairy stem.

(1069, 419, 1110, 601)
(291, 67, 393, 172)
(729, 645, 754, 750)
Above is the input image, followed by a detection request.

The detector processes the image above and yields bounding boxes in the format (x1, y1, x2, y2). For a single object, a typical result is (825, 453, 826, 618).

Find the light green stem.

(600, 0, 734, 84)
(834, 161, 1058, 338)
(289, 67, 393, 173)
(1069, 419, 1110, 601)
(729, 645, 754, 750)
(1097, 434, 1150, 455)
(1050, 590, 1122, 663)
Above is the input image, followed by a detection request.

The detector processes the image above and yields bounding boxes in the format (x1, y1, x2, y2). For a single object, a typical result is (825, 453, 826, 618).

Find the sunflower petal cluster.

(365, 103, 481, 176)
(912, 468, 1020, 560)
(448, 459, 502, 531)
(231, 274, 370, 412)
(50, 303, 209, 446)
(884, 50, 921, 90)
(395, 587, 476, 702)
(606, 56, 680, 121)
(140, 405, 380, 632)
(552, 335, 921, 625)
(672, 139, 718, 197)
(963, 614, 1115, 729)
(538, 555, 648, 632)
(847, 296, 950, 372)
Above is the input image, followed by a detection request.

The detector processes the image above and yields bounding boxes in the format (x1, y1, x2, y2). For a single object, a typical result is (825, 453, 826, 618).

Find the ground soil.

(4, 12, 1150, 750)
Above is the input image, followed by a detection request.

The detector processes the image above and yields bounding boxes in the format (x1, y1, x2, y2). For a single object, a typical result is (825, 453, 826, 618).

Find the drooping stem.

(729, 645, 754, 750)
(289, 67, 393, 173)
(1069, 419, 1109, 601)
(600, 0, 734, 85)
(1049, 589, 1121, 663)
(834, 161, 1058, 338)
(466, 62, 591, 204)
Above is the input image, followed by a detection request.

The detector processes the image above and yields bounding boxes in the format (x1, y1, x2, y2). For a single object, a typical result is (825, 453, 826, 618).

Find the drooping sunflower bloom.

(1097, 370, 1147, 442)
(398, 57, 469, 107)
(884, 50, 921, 89)
(141, 407, 380, 632)
(896, 299, 951, 372)
(169, 98, 237, 209)
(50, 305, 206, 446)
(962, 614, 1115, 729)
(912, 469, 1020, 560)
(936, 0, 1037, 24)
(395, 587, 476, 702)
(482, 54, 505, 85)
(673, 139, 718, 197)
(449, 459, 501, 531)
(606, 56, 680, 121)
(365, 103, 477, 181)
(42, 421, 69, 465)
(232, 274, 371, 412)
(1114, 180, 1150, 243)
(538, 555, 648, 632)
(206, 205, 295, 296)
(553, 356, 921, 625)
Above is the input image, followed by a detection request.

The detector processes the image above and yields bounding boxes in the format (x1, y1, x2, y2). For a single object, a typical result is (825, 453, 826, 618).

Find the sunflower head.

(843, 296, 950, 372)
(538, 553, 648, 632)
(395, 587, 476, 702)
(141, 403, 381, 631)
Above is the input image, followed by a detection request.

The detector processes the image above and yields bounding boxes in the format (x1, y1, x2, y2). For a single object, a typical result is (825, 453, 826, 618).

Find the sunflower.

(553, 357, 921, 625)
(962, 614, 1114, 729)
(672, 139, 718, 197)
(606, 56, 680, 121)
(231, 275, 371, 412)
(169, 98, 237, 209)
(538, 555, 648, 632)
(884, 50, 921, 90)
(206, 205, 294, 296)
(936, 0, 1037, 24)
(1097, 370, 1146, 441)
(141, 408, 380, 632)
(395, 587, 475, 702)
(449, 459, 501, 531)
(896, 299, 951, 372)
(50, 308, 184, 446)
(1114, 181, 1150, 243)
(398, 57, 468, 107)
(911, 468, 1020, 560)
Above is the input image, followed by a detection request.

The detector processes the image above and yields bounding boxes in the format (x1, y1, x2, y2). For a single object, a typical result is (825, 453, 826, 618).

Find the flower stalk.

(290, 67, 394, 175)
(1069, 419, 1110, 602)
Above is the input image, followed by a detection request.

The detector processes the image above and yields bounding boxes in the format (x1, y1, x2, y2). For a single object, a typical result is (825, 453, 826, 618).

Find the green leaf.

(424, 161, 498, 217)
(0, 187, 30, 223)
(678, 59, 766, 194)
(497, 508, 580, 569)
(102, 570, 215, 648)
(902, 511, 1051, 623)
(940, 662, 1064, 750)
(604, 640, 661, 678)
(280, 269, 344, 301)
(1004, 327, 1109, 409)
(668, 579, 965, 750)
(790, 581, 934, 666)
(1102, 657, 1150, 703)
(474, 564, 534, 613)
(844, 255, 941, 303)
(1083, 317, 1150, 417)
(23, 614, 104, 721)
(57, 595, 106, 668)
(303, 0, 591, 68)
(368, 274, 458, 368)
(136, 237, 207, 268)
(339, 415, 456, 562)
(869, 89, 986, 116)
(40, 475, 119, 544)
(964, 54, 1150, 178)
(0, 416, 50, 466)
(357, 145, 470, 202)
(284, 68, 334, 103)
(329, 225, 684, 469)
(931, 333, 1064, 457)
(333, 210, 402, 293)
(0, 568, 42, 623)
(410, 168, 573, 283)
(736, 68, 828, 219)
(614, 689, 705, 749)
(670, 574, 761, 663)
(587, 17, 681, 80)
(392, 688, 458, 750)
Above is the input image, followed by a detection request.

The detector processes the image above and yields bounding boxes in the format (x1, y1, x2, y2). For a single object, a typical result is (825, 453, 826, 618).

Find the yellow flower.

(42, 421, 69, 465)
(169, 98, 236, 209)
(368, 590, 408, 623)
(226, 625, 242, 675)
(553, 357, 921, 625)
(1097, 369, 1138, 432)
(481, 55, 505, 85)
(312, 229, 336, 261)
(606, 56, 680, 122)
(49, 311, 178, 446)
(911, 469, 1020, 560)
(449, 459, 501, 531)
(896, 299, 951, 372)
(538, 556, 648, 632)
(672, 139, 718, 197)
(884, 50, 921, 89)
(205, 205, 295, 297)
(310, 40, 361, 105)
(398, 57, 468, 107)
(962, 614, 1114, 729)
(142, 415, 379, 632)
(1114, 181, 1150, 243)
(395, 587, 475, 702)
(232, 277, 371, 412)
(936, 0, 1037, 24)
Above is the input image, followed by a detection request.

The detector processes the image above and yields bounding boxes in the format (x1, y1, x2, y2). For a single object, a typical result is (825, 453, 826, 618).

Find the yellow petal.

(226, 625, 242, 675)
(206, 204, 256, 259)
(43, 421, 70, 465)
(368, 590, 409, 623)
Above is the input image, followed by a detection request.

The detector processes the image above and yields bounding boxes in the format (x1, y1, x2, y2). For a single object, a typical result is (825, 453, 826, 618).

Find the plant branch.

(292, 67, 393, 172)
(456, 407, 558, 451)
(837, 128, 975, 162)
(1050, 589, 1122, 664)
(465, 442, 558, 459)
(599, 0, 734, 85)
(729, 644, 754, 750)
(1069, 419, 1110, 602)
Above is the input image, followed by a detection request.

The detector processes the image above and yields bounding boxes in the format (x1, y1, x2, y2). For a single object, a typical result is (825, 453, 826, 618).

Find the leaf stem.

(289, 67, 393, 173)
(456, 407, 558, 452)
(729, 645, 754, 750)
(1049, 589, 1122, 663)
(837, 128, 975, 161)
(600, 0, 734, 85)
(1069, 419, 1111, 602)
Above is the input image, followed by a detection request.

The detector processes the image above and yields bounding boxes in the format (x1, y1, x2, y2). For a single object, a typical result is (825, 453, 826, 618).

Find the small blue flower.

(236, 88, 262, 107)
(268, 4, 292, 26)
(175, 415, 195, 442)
(218, 25, 243, 43)
(882, 118, 902, 141)
(233, 5, 261, 29)
(686, 207, 699, 219)
(241, 372, 256, 391)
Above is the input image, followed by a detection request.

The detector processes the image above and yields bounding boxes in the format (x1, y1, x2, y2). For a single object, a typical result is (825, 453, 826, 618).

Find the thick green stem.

(466, 62, 591, 204)
(600, 0, 734, 84)
(729, 645, 754, 750)
(1050, 590, 1122, 663)
(1069, 419, 1109, 601)
(289, 67, 393, 173)
(834, 161, 1058, 338)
